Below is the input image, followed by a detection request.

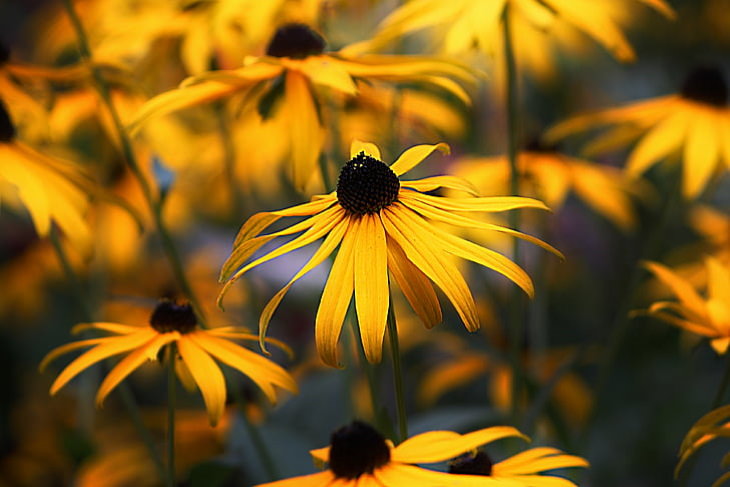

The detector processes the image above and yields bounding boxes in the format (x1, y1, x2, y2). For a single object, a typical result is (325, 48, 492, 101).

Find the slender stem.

(215, 104, 242, 218)
(166, 345, 176, 487)
(60, 0, 207, 326)
(712, 353, 730, 409)
(502, 1, 525, 423)
(386, 303, 408, 442)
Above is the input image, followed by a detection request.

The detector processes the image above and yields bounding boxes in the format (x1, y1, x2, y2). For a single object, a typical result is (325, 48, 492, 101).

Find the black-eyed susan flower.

(361, 0, 674, 63)
(219, 140, 561, 366)
(255, 420, 587, 486)
(640, 258, 730, 354)
(0, 99, 92, 250)
(547, 66, 730, 199)
(40, 300, 297, 426)
(129, 23, 474, 189)
(676, 405, 730, 486)
(450, 140, 641, 231)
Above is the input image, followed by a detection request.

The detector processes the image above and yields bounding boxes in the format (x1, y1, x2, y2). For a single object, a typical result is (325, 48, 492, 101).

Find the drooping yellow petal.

(389, 143, 450, 176)
(682, 107, 719, 198)
(354, 214, 390, 364)
(258, 217, 348, 351)
(296, 57, 358, 95)
(493, 447, 589, 475)
(569, 162, 636, 231)
(40, 338, 111, 372)
(283, 70, 323, 190)
(418, 354, 489, 405)
(177, 335, 227, 426)
(350, 140, 382, 160)
(643, 261, 708, 320)
(400, 176, 479, 196)
(626, 109, 688, 177)
(707, 257, 730, 305)
(405, 192, 549, 212)
(387, 238, 442, 329)
(316, 218, 357, 367)
(637, 0, 677, 18)
(96, 332, 178, 405)
(49, 330, 157, 395)
(492, 474, 579, 487)
(376, 463, 518, 487)
(644, 309, 716, 338)
(393, 426, 527, 463)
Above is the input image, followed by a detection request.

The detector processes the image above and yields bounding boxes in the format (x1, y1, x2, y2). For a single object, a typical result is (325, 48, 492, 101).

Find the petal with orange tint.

(177, 336, 227, 426)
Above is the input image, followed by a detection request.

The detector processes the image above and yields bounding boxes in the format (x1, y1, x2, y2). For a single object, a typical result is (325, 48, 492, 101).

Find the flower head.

(40, 300, 298, 425)
(255, 420, 587, 486)
(219, 141, 561, 366)
(547, 66, 730, 199)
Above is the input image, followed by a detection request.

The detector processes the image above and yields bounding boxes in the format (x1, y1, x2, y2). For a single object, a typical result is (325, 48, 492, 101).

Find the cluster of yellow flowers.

(0, 0, 728, 485)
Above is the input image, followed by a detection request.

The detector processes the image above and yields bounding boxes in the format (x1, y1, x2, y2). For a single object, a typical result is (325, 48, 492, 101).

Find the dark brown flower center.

(329, 421, 391, 479)
(337, 152, 400, 215)
(448, 450, 494, 476)
(680, 66, 727, 107)
(0, 99, 15, 143)
(266, 23, 326, 59)
(149, 300, 197, 334)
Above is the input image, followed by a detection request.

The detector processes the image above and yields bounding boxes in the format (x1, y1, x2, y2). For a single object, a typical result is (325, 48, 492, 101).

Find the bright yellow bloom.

(640, 258, 730, 354)
(256, 421, 587, 486)
(676, 404, 730, 486)
(361, 0, 674, 63)
(547, 66, 730, 199)
(129, 23, 474, 190)
(40, 301, 297, 426)
(450, 143, 640, 231)
(0, 99, 92, 250)
(219, 140, 560, 366)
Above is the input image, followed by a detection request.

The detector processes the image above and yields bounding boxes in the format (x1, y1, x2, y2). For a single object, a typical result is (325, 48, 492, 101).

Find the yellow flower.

(129, 23, 474, 190)
(361, 0, 674, 63)
(676, 404, 730, 486)
(450, 142, 640, 231)
(40, 300, 297, 426)
(219, 140, 561, 366)
(640, 258, 730, 354)
(547, 66, 730, 199)
(0, 99, 92, 250)
(255, 421, 587, 486)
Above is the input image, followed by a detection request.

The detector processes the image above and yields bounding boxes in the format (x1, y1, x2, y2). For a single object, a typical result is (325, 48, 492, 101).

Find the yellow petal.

(316, 218, 357, 367)
(376, 463, 516, 486)
(297, 57, 358, 95)
(682, 107, 719, 198)
(177, 336, 227, 426)
(283, 70, 323, 190)
(405, 192, 549, 212)
(707, 257, 730, 305)
(626, 109, 688, 178)
(389, 143, 450, 176)
(354, 214, 390, 364)
(643, 261, 707, 319)
(71, 322, 146, 335)
(493, 447, 589, 475)
(569, 162, 636, 231)
(254, 471, 335, 487)
(350, 140, 382, 160)
(400, 175, 479, 196)
(40, 338, 110, 372)
(418, 354, 489, 405)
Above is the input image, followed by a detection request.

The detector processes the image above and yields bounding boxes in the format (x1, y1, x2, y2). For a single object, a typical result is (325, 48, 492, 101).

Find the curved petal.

(177, 336, 227, 426)
(350, 140, 382, 160)
(375, 463, 520, 487)
(625, 109, 688, 178)
(389, 143, 450, 176)
(405, 192, 549, 212)
(283, 70, 323, 190)
(254, 470, 335, 487)
(71, 322, 147, 335)
(643, 261, 707, 319)
(40, 338, 112, 372)
(400, 176, 479, 196)
(493, 448, 589, 475)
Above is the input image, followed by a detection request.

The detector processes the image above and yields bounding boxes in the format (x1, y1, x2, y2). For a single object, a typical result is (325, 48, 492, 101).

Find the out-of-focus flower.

(219, 141, 560, 366)
(640, 258, 730, 354)
(450, 141, 640, 231)
(129, 23, 474, 190)
(0, 99, 92, 250)
(676, 404, 730, 486)
(360, 0, 674, 64)
(41, 300, 297, 425)
(547, 66, 730, 199)
(255, 420, 587, 486)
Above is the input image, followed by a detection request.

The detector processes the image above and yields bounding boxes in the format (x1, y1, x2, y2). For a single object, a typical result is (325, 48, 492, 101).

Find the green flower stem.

(166, 345, 176, 487)
(61, 0, 207, 327)
(215, 104, 243, 218)
(228, 385, 279, 480)
(712, 353, 730, 409)
(502, 2, 526, 423)
(386, 302, 408, 443)
(49, 228, 167, 482)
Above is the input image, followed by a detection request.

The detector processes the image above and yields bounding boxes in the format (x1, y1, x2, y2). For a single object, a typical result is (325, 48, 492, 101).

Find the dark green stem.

(386, 303, 408, 442)
(60, 0, 207, 326)
(229, 385, 279, 480)
(166, 345, 176, 487)
(502, 2, 525, 424)
(712, 353, 730, 409)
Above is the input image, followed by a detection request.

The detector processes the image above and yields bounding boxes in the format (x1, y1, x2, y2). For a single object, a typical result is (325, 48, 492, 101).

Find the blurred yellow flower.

(0, 99, 92, 250)
(547, 66, 730, 199)
(256, 421, 587, 486)
(676, 404, 730, 486)
(219, 140, 560, 366)
(129, 23, 474, 189)
(41, 300, 297, 426)
(450, 142, 640, 231)
(641, 258, 730, 354)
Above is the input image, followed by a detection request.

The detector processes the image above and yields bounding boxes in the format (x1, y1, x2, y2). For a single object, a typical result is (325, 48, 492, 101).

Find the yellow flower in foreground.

(640, 258, 730, 354)
(547, 66, 730, 199)
(0, 99, 92, 250)
(256, 421, 587, 486)
(362, 0, 673, 62)
(40, 301, 297, 425)
(676, 405, 730, 486)
(129, 23, 474, 189)
(219, 141, 561, 366)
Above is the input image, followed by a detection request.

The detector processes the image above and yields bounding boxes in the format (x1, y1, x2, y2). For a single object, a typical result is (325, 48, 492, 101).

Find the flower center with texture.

(0, 99, 15, 143)
(448, 450, 494, 476)
(266, 23, 326, 59)
(329, 421, 391, 479)
(337, 152, 400, 215)
(680, 66, 727, 107)
(149, 300, 197, 334)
